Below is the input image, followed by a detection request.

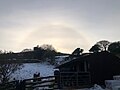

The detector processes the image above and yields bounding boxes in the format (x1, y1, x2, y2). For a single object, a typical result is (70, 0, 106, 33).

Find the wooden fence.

(0, 80, 19, 90)
(0, 72, 91, 89)
(59, 72, 91, 88)
(0, 76, 59, 90)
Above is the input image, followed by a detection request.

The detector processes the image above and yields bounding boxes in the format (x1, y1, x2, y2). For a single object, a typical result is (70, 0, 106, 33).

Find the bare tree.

(0, 64, 22, 84)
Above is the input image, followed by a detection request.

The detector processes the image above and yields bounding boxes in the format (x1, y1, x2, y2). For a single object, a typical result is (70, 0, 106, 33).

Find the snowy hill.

(11, 62, 54, 80)
(11, 56, 68, 81)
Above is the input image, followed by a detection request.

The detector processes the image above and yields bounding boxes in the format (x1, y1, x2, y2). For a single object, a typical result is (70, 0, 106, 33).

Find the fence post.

(54, 70, 61, 89)
(15, 80, 20, 90)
(22, 80, 26, 90)
(16, 80, 25, 90)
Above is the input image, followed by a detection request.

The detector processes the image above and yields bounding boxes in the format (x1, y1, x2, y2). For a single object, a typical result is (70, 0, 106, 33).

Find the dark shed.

(55, 51, 120, 88)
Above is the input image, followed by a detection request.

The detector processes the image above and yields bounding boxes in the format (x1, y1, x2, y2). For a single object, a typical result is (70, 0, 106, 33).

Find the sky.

(0, 0, 120, 53)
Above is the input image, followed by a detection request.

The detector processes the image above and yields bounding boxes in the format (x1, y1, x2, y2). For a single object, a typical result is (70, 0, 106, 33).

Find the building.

(55, 51, 120, 89)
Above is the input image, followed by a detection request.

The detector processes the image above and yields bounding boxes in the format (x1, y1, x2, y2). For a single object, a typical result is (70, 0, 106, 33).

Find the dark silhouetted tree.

(33, 46, 45, 60)
(69, 48, 84, 60)
(89, 44, 101, 53)
(40, 44, 56, 51)
(0, 50, 3, 54)
(89, 40, 110, 53)
(96, 40, 110, 51)
(33, 44, 57, 62)
(71, 48, 84, 55)
(108, 41, 120, 54)
(40, 44, 56, 64)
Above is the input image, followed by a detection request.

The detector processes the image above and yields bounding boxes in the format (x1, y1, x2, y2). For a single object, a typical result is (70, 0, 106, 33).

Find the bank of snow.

(11, 62, 54, 80)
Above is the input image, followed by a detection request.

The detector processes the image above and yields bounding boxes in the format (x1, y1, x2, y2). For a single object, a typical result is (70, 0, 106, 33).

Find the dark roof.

(55, 52, 91, 68)
(55, 51, 120, 68)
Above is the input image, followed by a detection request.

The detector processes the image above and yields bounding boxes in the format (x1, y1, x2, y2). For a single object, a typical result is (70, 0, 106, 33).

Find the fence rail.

(0, 76, 58, 90)
(59, 72, 91, 88)
(0, 72, 91, 89)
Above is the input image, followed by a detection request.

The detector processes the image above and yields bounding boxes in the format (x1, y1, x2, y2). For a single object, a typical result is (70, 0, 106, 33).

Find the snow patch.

(89, 84, 104, 90)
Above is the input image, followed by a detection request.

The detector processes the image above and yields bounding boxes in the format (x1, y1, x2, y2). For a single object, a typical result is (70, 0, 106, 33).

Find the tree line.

(89, 40, 120, 55)
(0, 40, 120, 62)
(0, 44, 68, 64)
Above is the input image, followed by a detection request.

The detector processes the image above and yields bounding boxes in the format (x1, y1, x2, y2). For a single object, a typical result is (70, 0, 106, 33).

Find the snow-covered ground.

(11, 56, 67, 81)
(11, 62, 54, 80)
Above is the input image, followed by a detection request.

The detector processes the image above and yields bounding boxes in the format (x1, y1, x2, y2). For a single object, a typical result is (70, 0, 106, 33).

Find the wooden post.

(84, 61, 87, 72)
(76, 63, 79, 87)
(15, 80, 20, 90)
(18, 80, 25, 90)
(54, 70, 61, 89)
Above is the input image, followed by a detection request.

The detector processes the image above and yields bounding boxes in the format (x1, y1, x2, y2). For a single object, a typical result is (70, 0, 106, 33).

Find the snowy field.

(11, 56, 66, 80)
(11, 62, 54, 80)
